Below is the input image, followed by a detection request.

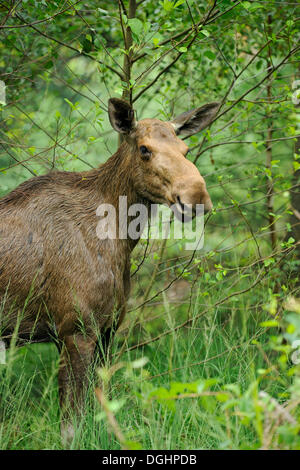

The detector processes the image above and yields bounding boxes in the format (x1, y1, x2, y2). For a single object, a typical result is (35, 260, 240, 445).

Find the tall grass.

(0, 258, 299, 449)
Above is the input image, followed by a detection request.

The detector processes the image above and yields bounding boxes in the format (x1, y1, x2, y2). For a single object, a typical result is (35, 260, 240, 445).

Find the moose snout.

(173, 177, 213, 215)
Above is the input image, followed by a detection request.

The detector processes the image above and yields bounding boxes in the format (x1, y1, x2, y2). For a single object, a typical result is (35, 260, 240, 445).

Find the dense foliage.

(0, 0, 300, 449)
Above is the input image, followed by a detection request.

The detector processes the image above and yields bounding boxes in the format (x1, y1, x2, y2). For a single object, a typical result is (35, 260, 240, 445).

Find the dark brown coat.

(0, 98, 218, 440)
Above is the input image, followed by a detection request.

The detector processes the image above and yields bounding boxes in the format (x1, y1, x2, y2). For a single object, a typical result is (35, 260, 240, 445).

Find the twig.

(95, 388, 129, 450)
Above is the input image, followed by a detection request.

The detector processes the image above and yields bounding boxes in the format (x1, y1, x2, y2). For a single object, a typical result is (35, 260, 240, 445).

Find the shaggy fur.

(0, 98, 216, 432)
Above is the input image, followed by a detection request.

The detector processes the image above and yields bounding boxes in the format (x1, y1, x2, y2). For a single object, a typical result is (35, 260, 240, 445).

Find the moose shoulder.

(0, 98, 218, 440)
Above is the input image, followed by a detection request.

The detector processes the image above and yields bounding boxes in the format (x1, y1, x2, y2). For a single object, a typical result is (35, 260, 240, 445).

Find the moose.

(0, 97, 218, 441)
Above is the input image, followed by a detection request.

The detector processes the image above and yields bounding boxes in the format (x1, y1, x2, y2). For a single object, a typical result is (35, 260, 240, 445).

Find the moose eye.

(139, 145, 151, 159)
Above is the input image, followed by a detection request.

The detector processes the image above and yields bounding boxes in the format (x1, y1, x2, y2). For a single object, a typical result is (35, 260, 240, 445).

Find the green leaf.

(128, 18, 144, 37)
(125, 440, 143, 450)
(64, 98, 78, 111)
(263, 257, 275, 267)
(259, 320, 279, 328)
(201, 29, 210, 37)
(204, 50, 216, 61)
(293, 161, 300, 171)
(107, 399, 126, 413)
(174, 0, 185, 7)
(162, 0, 174, 12)
(216, 392, 231, 402)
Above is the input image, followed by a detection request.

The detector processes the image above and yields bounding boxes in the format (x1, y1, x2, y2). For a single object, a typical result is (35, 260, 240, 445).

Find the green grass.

(1, 261, 299, 450)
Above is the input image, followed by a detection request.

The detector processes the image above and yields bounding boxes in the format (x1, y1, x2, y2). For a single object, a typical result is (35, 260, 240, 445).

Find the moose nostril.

(176, 195, 185, 211)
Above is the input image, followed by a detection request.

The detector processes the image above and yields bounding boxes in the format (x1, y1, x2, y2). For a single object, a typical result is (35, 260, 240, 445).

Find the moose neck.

(89, 141, 149, 251)
(98, 141, 139, 207)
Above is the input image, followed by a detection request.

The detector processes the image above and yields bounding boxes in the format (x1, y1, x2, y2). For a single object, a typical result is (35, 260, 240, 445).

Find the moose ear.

(108, 98, 136, 134)
(171, 102, 220, 136)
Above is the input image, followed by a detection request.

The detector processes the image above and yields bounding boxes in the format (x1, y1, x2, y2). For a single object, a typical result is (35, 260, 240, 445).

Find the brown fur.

(0, 99, 216, 435)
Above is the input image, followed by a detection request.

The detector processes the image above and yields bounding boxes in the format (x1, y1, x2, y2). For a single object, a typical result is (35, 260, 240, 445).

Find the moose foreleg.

(58, 333, 96, 446)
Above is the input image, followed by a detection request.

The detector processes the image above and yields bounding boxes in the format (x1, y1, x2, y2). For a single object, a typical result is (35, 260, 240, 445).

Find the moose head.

(108, 98, 219, 218)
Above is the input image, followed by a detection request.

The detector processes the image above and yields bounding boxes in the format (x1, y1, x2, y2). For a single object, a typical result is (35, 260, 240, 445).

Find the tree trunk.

(290, 135, 300, 257)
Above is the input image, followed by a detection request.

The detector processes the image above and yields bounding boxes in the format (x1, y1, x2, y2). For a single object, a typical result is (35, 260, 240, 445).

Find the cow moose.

(0, 97, 218, 441)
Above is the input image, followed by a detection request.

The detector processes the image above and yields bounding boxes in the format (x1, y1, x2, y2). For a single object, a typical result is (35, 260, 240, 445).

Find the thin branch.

(0, 144, 36, 177)
(95, 388, 129, 450)
(10, 11, 125, 80)
(117, 244, 298, 355)
(193, 135, 300, 161)
(132, 0, 234, 63)
(133, 28, 198, 102)
(0, 0, 82, 29)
